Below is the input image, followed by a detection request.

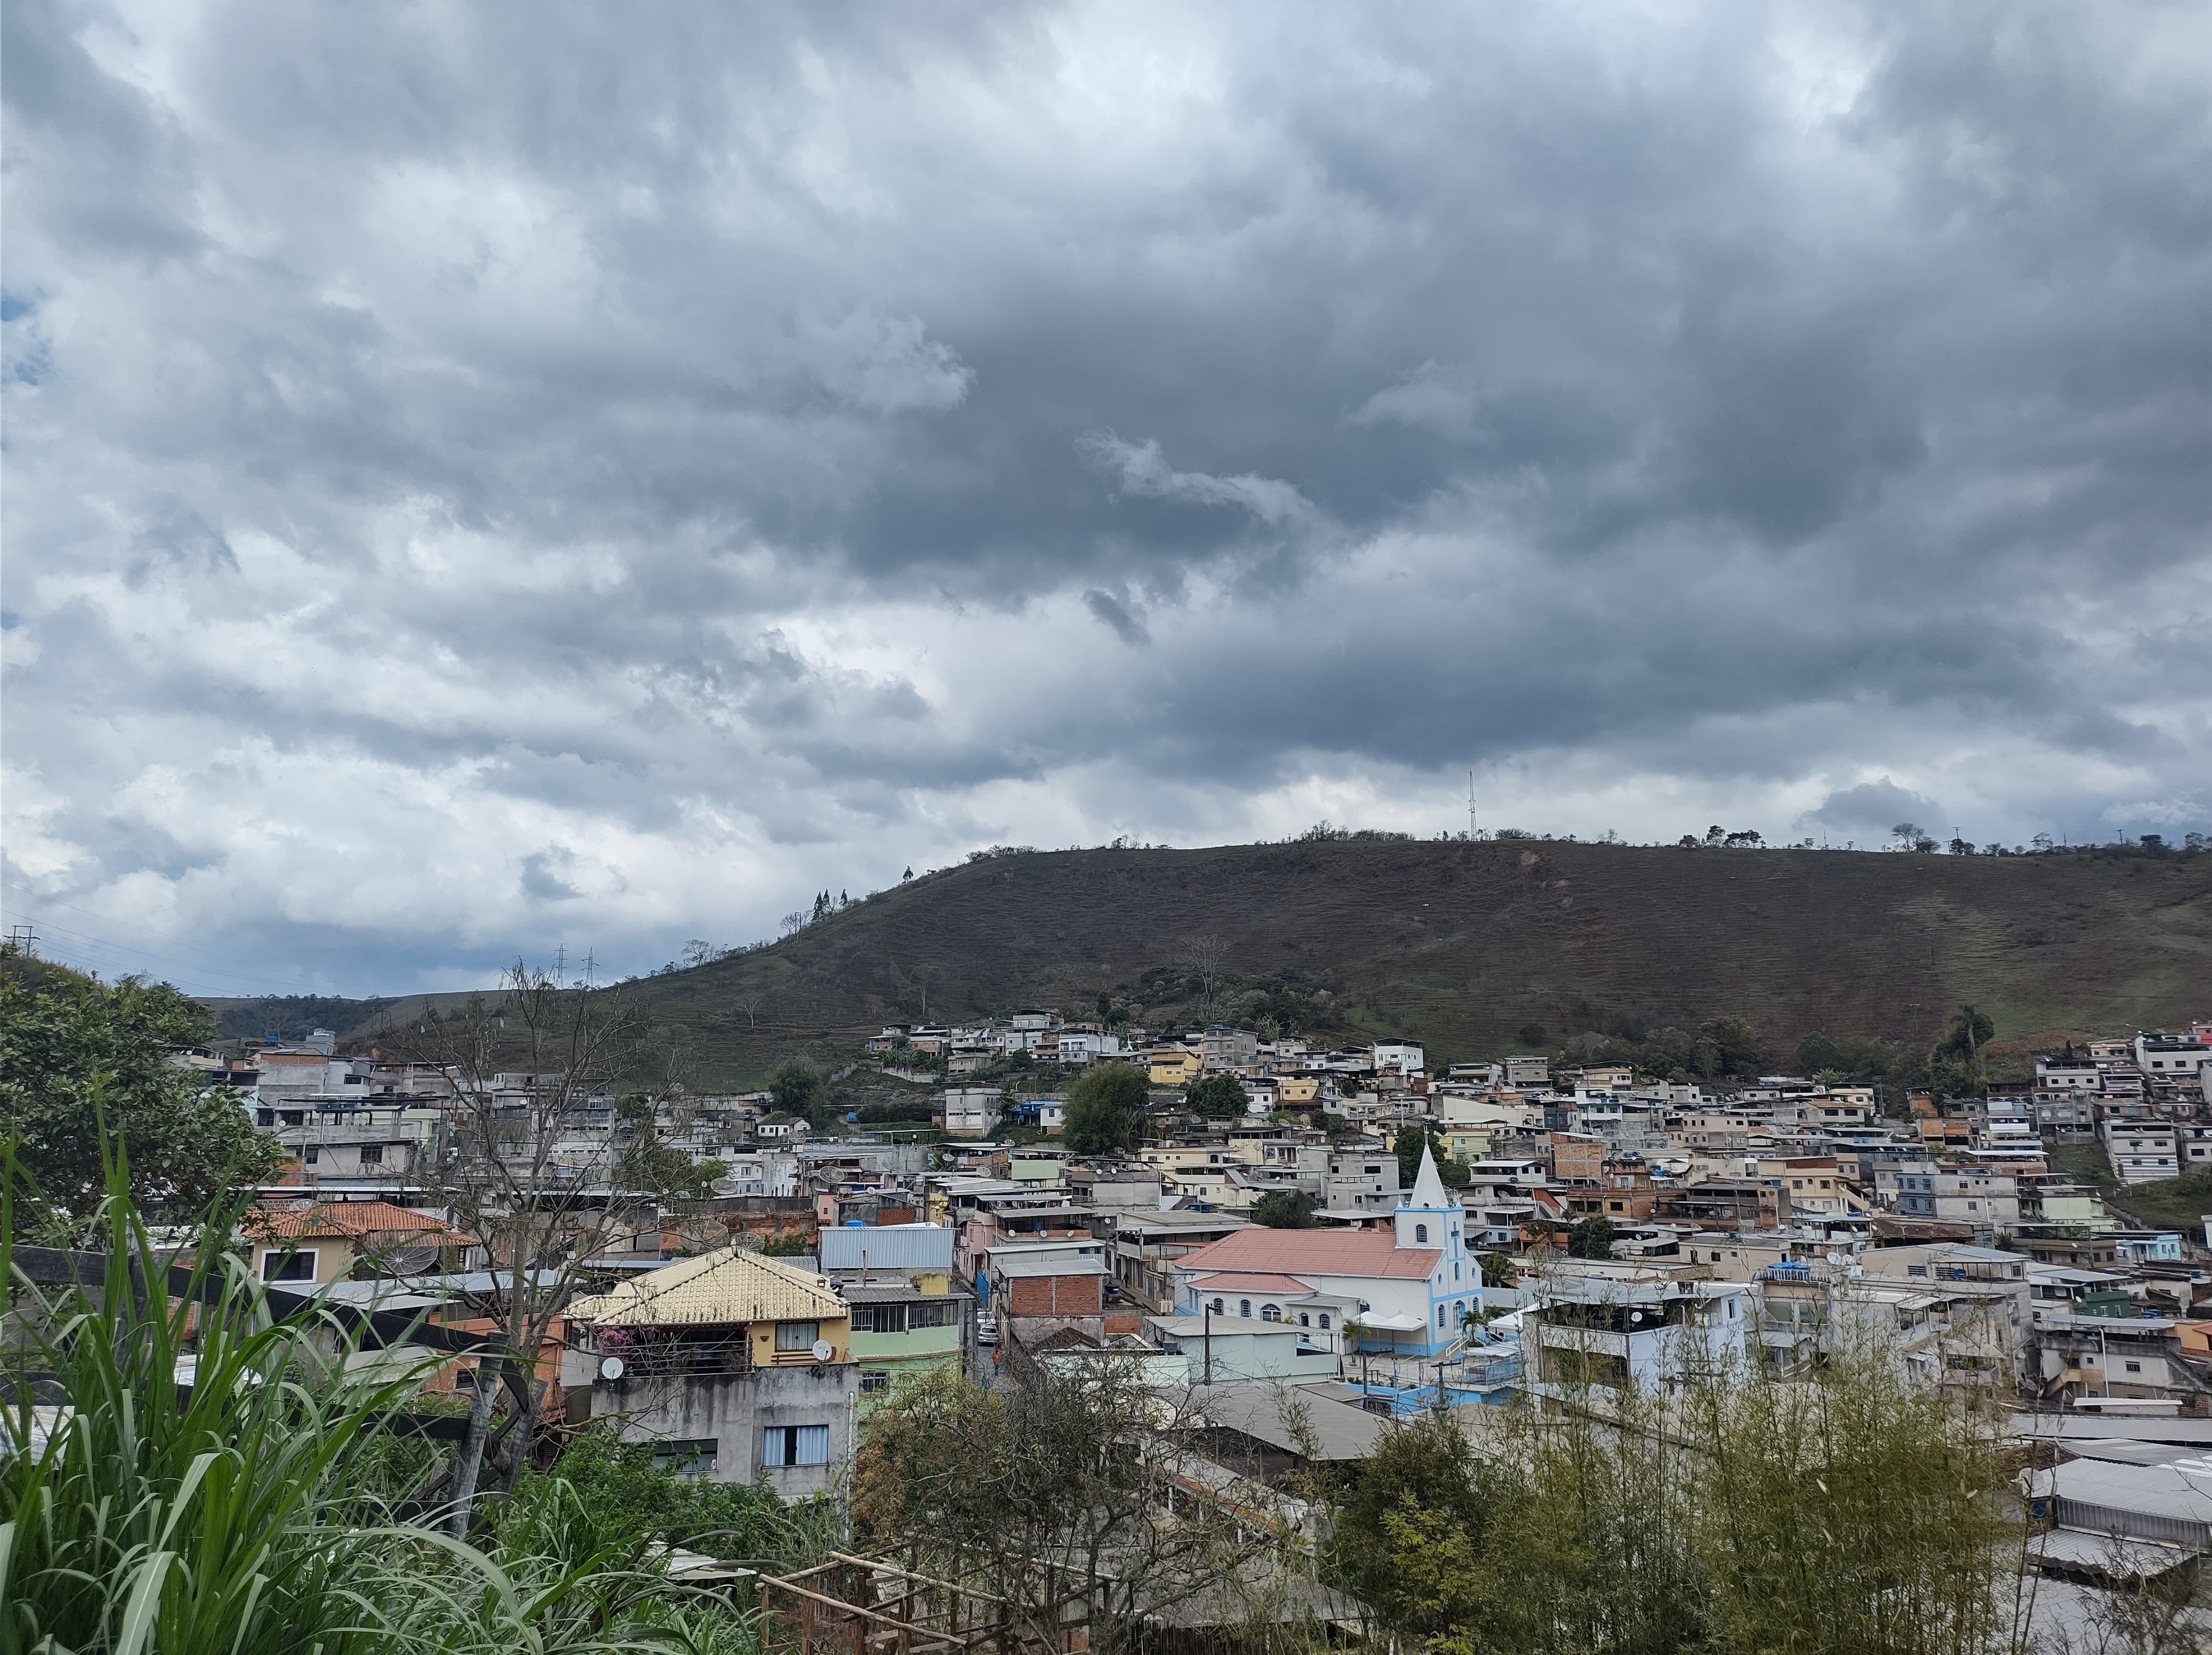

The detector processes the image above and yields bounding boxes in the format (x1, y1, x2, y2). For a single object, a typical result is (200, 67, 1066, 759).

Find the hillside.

(315, 840, 2206, 1090)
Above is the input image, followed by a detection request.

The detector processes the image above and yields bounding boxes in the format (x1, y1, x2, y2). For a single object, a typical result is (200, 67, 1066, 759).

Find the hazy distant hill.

(203, 840, 2210, 1090)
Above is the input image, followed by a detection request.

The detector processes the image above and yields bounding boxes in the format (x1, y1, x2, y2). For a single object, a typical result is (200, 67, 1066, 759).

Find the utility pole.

(4, 925, 35, 956)
(1467, 771, 1478, 840)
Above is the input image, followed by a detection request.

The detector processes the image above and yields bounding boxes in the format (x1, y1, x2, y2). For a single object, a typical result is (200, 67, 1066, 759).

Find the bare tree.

(1178, 933, 1228, 1023)
(399, 960, 705, 1533)
(733, 991, 768, 1028)
(853, 1357, 1293, 1655)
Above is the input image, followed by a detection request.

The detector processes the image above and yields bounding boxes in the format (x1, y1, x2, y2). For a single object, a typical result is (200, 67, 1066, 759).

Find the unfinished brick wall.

(1003, 1273, 1104, 1317)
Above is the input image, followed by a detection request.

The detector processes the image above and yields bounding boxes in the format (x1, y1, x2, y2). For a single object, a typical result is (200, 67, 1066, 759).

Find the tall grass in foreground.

(0, 1134, 759, 1653)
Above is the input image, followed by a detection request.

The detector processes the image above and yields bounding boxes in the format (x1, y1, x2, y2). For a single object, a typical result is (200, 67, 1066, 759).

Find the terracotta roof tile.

(1174, 1228, 1441, 1280)
(247, 1201, 458, 1242)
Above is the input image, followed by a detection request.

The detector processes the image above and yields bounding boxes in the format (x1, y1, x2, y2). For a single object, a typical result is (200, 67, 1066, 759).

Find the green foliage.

(1393, 1123, 1470, 1189)
(759, 1229, 812, 1257)
(1691, 1016, 1769, 1081)
(0, 1126, 768, 1653)
(1566, 1215, 1617, 1259)
(1516, 1023, 1548, 1048)
(1322, 1412, 1523, 1647)
(1062, 1061, 1150, 1152)
(1477, 1251, 1516, 1288)
(1323, 1355, 2017, 1655)
(1250, 1189, 1317, 1228)
(498, 1423, 834, 1565)
(615, 1133, 723, 1201)
(1926, 1003, 1996, 1099)
(1182, 1073, 1249, 1119)
(0, 947, 284, 1216)
(767, 1058, 828, 1122)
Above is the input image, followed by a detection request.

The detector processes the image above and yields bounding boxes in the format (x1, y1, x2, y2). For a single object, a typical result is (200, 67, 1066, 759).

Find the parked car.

(975, 1314, 999, 1347)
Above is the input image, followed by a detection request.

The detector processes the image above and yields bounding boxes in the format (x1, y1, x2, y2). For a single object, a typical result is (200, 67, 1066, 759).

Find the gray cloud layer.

(3, 1, 2206, 992)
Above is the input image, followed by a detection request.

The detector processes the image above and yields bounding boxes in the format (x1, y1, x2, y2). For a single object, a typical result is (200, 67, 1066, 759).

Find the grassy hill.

(309, 839, 2208, 1089)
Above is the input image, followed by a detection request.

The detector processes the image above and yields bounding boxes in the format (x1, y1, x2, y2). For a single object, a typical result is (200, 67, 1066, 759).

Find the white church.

(1169, 1145, 1495, 1356)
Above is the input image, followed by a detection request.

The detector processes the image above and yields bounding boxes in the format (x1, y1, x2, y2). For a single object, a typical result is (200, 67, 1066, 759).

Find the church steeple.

(1395, 1140, 1456, 1253)
(1409, 1140, 1448, 1210)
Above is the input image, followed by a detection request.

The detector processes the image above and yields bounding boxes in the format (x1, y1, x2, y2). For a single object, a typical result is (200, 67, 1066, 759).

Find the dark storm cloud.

(3, 0, 2206, 991)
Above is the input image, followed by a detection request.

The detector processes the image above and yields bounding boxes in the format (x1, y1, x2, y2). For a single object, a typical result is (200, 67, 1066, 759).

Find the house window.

(775, 1321, 820, 1352)
(358, 1144, 383, 1166)
(1238, 1299, 1252, 1318)
(303, 1146, 320, 1165)
(1318, 1314, 1331, 1330)
(1261, 1303, 1281, 1321)
(761, 1425, 830, 1467)
(2125, 1362, 2142, 1374)
(261, 1249, 315, 1282)
(653, 1439, 718, 1476)
(1298, 1313, 1310, 1327)
(860, 1370, 891, 1393)
(1209, 1297, 1224, 1314)
(1415, 1224, 1429, 1243)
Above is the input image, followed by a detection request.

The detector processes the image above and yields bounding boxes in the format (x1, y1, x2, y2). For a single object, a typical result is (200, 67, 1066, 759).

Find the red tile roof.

(247, 1201, 460, 1242)
(1174, 1227, 1439, 1280)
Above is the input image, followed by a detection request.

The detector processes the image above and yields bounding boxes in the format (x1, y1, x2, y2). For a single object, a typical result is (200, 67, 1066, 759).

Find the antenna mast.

(1467, 772, 1478, 840)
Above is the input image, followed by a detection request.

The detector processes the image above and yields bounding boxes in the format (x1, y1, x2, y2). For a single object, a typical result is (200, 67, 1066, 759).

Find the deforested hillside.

(555, 839, 2209, 1088)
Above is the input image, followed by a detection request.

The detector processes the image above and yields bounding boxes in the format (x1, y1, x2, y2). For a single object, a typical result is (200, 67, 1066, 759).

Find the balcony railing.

(591, 1333, 756, 1379)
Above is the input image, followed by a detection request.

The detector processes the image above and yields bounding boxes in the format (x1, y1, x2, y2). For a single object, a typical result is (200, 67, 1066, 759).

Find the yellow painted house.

(1147, 1046, 1203, 1086)
(1276, 1075, 1322, 1106)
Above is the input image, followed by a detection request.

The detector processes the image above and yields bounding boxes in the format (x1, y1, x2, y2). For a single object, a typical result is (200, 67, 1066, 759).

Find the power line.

(0, 903, 331, 996)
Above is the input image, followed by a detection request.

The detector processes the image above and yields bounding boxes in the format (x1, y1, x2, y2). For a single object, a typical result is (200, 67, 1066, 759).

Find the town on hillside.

(150, 998, 2212, 1589)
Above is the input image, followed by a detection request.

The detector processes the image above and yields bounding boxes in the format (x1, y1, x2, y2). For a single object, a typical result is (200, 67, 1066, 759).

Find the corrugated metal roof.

(567, 1245, 847, 1328)
(817, 1224, 954, 1273)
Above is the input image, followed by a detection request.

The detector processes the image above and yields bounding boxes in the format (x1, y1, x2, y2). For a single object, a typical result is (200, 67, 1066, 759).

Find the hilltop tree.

(0, 946, 283, 1217)
(1183, 1073, 1248, 1119)
(1692, 1017, 1768, 1082)
(768, 1057, 828, 1122)
(1927, 1004, 1995, 1099)
(1062, 1060, 1150, 1152)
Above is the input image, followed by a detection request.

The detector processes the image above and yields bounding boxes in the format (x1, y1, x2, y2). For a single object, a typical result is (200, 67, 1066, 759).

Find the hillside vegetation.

(253, 839, 2211, 1089)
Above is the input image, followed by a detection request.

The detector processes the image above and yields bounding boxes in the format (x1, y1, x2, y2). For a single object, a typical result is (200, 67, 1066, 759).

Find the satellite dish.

(599, 1356, 626, 1382)
(810, 1339, 834, 1363)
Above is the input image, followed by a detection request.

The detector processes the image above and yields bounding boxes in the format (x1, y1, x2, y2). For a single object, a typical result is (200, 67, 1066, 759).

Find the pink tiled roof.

(1173, 1227, 1440, 1280)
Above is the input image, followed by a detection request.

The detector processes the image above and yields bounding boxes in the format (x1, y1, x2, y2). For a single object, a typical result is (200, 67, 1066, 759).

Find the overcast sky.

(4, 1, 2207, 996)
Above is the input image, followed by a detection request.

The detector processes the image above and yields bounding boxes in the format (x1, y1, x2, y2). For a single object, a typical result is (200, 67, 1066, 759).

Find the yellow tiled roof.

(567, 1245, 847, 1329)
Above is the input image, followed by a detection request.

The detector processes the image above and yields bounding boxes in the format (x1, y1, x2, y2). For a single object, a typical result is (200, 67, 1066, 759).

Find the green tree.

(767, 1057, 828, 1122)
(498, 1422, 830, 1563)
(1393, 1122, 1430, 1186)
(1926, 1003, 1996, 1099)
(1692, 1016, 1769, 1081)
(1395, 1122, 1471, 1189)
(1323, 1412, 1523, 1648)
(1182, 1073, 1248, 1119)
(1062, 1060, 1150, 1152)
(0, 948, 282, 1216)
(1566, 1215, 1616, 1259)
(1477, 1251, 1516, 1288)
(1251, 1189, 1316, 1228)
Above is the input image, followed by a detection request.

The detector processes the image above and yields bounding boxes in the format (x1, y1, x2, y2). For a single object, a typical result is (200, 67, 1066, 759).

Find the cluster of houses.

(205, 1010, 2212, 1574)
